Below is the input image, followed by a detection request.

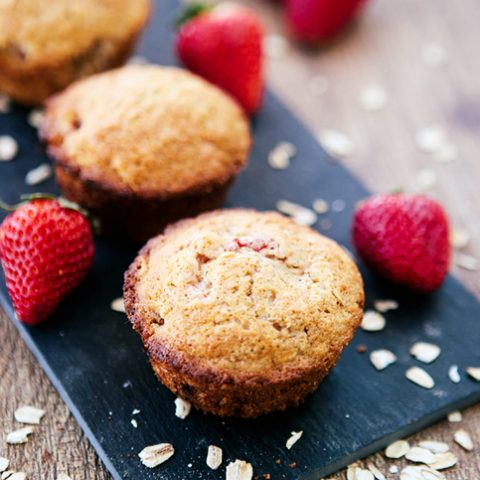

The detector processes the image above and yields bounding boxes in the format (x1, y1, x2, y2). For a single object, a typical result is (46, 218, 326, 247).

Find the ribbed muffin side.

(124, 209, 364, 417)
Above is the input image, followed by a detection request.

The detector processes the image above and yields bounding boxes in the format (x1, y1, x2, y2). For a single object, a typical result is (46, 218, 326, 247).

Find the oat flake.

(360, 310, 386, 332)
(400, 465, 445, 480)
(131, 419, 138, 428)
(276, 200, 317, 227)
(410, 342, 441, 364)
(174, 397, 191, 419)
(389, 465, 399, 474)
(415, 126, 446, 153)
(370, 349, 397, 371)
(312, 198, 329, 214)
(110, 297, 125, 313)
(286, 430, 303, 450)
(415, 168, 437, 190)
(25, 163, 52, 186)
(428, 452, 457, 470)
(27, 108, 44, 128)
(0, 135, 18, 161)
(6, 426, 33, 444)
(455, 253, 478, 271)
(263, 34, 288, 59)
(405, 446, 437, 464)
(385, 440, 410, 459)
(0, 459, 8, 473)
(225, 459, 253, 480)
(467, 366, 480, 381)
(417, 441, 449, 454)
(2, 471, 15, 480)
(7, 474, 27, 480)
(406, 367, 435, 389)
(374, 299, 399, 313)
(138, 443, 174, 468)
(448, 365, 461, 384)
(14, 405, 45, 425)
(449, 228, 470, 249)
(454, 429, 473, 451)
(206, 445, 223, 470)
(447, 411, 462, 423)
(367, 463, 386, 480)
(358, 84, 388, 112)
(317, 129, 356, 159)
(57, 475, 73, 480)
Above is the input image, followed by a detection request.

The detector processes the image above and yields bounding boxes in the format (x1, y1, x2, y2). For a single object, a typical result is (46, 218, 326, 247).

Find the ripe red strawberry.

(285, 0, 368, 43)
(176, 2, 264, 114)
(352, 194, 450, 293)
(0, 198, 94, 325)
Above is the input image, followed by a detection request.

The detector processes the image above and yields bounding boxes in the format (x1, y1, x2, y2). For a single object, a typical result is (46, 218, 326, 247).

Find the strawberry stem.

(175, 2, 211, 27)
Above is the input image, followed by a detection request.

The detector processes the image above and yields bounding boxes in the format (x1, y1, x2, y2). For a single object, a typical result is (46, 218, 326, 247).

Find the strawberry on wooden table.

(0, 196, 94, 325)
(285, 0, 368, 44)
(352, 194, 450, 293)
(176, 2, 264, 114)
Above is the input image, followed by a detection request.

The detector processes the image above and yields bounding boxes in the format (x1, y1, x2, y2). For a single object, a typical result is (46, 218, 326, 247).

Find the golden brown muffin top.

(41, 65, 251, 197)
(0, 0, 150, 66)
(125, 210, 364, 379)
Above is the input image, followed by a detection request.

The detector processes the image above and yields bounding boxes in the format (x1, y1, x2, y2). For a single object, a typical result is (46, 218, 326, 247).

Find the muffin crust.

(0, 0, 151, 104)
(40, 66, 251, 242)
(124, 209, 364, 417)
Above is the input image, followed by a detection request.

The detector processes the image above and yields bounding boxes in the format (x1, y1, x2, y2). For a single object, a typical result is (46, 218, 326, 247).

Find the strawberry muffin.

(124, 209, 364, 417)
(40, 65, 251, 243)
(0, 0, 151, 105)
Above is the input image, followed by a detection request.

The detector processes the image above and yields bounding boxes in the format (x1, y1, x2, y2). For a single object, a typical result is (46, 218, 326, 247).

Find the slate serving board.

(1, 1, 480, 479)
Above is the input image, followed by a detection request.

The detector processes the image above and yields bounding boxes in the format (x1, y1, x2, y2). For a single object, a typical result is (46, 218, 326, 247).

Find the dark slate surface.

(1, 1, 479, 479)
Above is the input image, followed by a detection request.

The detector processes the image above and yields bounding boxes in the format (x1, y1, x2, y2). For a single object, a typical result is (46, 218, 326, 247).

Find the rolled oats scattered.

(422, 43, 448, 68)
(410, 342, 441, 364)
(1, 471, 14, 480)
(405, 446, 437, 464)
(406, 367, 435, 389)
(174, 397, 191, 419)
(14, 405, 45, 425)
(110, 297, 125, 313)
(415, 126, 446, 154)
(0, 135, 18, 162)
(417, 441, 449, 454)
(6, 426, 33, 444)
(276, 200, 318, 227)
(312, 198, 329, 214)
(0, 93, 11, 114)
(285, 430, 303, 450)
(449, 228, 470, 249)
(138, 443, 174, 468)
(455, 253, 478, 271)
(27, 108, 44, 128)
(206, 445, 223, 470)
(370, 349, 397, 371)
(25, 163, 53, 186)
(357, 469, 375, 480)
(0, 459, 8, 473)
(309, 75, 329, 96)
(358, 84, 388, 112)
(389, 465, 399, 474)
(385, 440, 410, 459)
(467, 366, 480, 381)
(268, 142, 295, 170)
(428, 452, 457, 470)
(448, 365, 461, 384)
(415, 168, 437, 191)
(374, 299, 399, 313)
(263, 34, 288, 59)
(400, 465, 445, 480)
(454, 429, 473, 451)
(367, 462, 386, 480)
(132, 408, 141, 415)
(317, 129, 356, 159)
(447, 411, 462, 423)
(360, 310, 386, 332)
(131, 419, 138, 428)
(225, 459, 253, 480)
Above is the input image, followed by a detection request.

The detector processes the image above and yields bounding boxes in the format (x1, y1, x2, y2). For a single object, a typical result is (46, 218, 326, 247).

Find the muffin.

(124, 209, 364, 417)
(0, 0, 151, 105)
(40, 65, 251, 243)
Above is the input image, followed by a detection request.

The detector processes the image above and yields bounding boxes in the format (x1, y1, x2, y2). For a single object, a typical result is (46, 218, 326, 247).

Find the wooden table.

(1, 0, 479, 477)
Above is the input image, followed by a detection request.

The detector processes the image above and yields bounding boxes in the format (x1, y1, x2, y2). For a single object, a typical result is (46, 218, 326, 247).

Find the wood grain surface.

(1, 0, 479, 478)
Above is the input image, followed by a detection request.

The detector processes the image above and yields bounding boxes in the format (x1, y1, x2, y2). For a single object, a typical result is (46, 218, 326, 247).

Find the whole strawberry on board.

(0, 196, 95, 325)
(285, 0, 368, 44)
(176, 2, 264, 114)
(352, 194, 450, 293)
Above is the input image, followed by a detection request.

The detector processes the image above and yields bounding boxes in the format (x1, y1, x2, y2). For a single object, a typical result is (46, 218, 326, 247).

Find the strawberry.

(352, 194, 450, 293)
(285, 0, 368, 43)
(176, 2, 264, 114)
(0, 197, 94, 325)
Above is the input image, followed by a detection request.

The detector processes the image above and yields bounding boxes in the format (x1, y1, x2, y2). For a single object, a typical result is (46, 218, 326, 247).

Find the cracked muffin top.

(41, 65, 250, 198)
(125, 209, 364, 378)
(0, 0, 150, 66)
